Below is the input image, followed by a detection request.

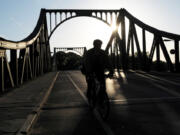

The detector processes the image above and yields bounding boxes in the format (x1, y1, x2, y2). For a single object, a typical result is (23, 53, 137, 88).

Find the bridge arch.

(1, 8, 180, 92)
(48, 16, 111, 39)
(54, 47, 86, 56)
(63, 50, 82, 56)
(45, 9, 120, 39)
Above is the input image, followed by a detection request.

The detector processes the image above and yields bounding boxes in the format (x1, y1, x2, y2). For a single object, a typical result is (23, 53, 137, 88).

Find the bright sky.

(0, 0, 180, 56)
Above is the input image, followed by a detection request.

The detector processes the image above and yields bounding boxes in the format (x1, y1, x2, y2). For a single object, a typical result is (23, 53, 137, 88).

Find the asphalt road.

(30, 70, 180, 135)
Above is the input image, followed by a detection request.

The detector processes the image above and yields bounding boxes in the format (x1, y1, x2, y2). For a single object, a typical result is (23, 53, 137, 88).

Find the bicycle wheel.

(97, 92, 110, 120)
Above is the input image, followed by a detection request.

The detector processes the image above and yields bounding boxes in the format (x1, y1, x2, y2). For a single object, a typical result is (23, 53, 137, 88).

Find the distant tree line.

(54, 51, 169, 71)
(55, 51, 82, 70)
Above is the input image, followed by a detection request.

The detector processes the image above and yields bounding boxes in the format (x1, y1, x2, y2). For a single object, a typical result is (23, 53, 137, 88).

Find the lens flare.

(111, 23, 117, 32)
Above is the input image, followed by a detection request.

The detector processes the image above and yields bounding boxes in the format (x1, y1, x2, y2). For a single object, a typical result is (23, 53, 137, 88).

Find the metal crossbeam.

(0, 8, 180, 92)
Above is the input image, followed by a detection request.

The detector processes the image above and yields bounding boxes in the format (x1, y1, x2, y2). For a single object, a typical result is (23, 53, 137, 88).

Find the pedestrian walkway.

(0, 72, 58, 135)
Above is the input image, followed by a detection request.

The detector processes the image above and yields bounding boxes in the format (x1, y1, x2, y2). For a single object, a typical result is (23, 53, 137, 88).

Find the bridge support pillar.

(175, 40, 180, 72)
(142, 29, 148, 71)
(10, 50, 18, 86)
(0, 55, 4, 92)
(120, 15, 127, 70)
(53, 48, 57, 71)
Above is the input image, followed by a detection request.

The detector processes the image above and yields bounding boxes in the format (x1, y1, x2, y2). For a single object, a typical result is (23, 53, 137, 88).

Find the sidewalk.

(0, 72, 58, 135)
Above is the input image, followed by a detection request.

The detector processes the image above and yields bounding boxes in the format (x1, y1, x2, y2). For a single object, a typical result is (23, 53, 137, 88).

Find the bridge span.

(0, 70, 180, 135)
(1, 8, 180, 134)
(1, 8, 180, 93)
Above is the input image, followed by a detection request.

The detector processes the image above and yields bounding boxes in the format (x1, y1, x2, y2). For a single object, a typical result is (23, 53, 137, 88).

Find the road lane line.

(67, 74, 115, 135)
(152, 83, 180, 97)
(130, 70, 180, 86)
(138, 70, 180, 86)
(110, 97, 180, 105)
(131, 71, 180, 97)
(67, 74, 88, 104)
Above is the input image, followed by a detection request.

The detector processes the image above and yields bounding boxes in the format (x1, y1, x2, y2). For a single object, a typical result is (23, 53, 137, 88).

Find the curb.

(16, 72, 59, 135)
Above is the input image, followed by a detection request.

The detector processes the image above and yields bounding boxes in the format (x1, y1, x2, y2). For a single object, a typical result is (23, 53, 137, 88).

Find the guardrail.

(106, 9, 180, 72)
(0, 9, 52, 92)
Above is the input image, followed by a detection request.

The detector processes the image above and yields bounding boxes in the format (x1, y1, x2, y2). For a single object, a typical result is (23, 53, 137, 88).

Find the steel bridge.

(54, 47, 86, 56)
(0, 8, 180, 92)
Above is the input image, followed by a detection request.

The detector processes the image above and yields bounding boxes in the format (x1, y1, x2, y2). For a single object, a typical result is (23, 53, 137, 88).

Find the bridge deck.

(0, 72, 57, 135)
(1, 71, 180, 135)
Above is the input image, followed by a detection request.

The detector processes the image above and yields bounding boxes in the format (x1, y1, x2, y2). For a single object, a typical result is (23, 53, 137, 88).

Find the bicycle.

(87, 74, 110, 120)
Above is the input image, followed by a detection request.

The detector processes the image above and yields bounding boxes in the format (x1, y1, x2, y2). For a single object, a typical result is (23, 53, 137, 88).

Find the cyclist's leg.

(98, 78, 106, 103)
(86, 75, 95, 100)
(86, 76, 96, 108)
(97, 78, 110, 120)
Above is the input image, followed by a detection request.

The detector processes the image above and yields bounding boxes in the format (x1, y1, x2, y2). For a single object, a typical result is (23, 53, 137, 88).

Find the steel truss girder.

(45, 9, 120, 39)
(0, 9, 52, 92)
(105, 9, 180, 72)
(0, 8, 180, 92)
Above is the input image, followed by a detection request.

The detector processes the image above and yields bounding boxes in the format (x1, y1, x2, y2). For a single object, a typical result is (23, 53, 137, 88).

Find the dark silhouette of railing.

(0, 9, 51, 92)
(105, 9, 180, 72)
(0, 8, 180, 92)
(45, 9, 120, 39)
(44, 8, 180, 72)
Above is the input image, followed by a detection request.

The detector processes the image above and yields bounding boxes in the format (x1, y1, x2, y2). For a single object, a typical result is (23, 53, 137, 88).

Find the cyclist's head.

(93, 39, 102, 49)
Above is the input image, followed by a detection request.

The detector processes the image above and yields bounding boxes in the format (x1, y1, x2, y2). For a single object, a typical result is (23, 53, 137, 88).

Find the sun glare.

(111, 23, 118, 32)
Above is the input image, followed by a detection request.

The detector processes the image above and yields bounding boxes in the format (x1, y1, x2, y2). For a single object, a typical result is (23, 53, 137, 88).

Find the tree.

(55, 51, 82, 70)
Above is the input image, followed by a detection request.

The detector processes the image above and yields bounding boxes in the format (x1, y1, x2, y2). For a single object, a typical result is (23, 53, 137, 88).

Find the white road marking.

(67, 74, 88, 104)
(110, 97, 180, 105)
(131, 70, 180, 86)
(67, 74, 115, 135)
(67, 71, 180, 135)
(134, 72, 180, 97)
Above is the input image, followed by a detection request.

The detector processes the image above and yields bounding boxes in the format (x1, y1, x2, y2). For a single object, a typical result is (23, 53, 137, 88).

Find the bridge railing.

(106, 9, 180, 72)
(1, 8, 179, 92)
(0, 9, 51, 92)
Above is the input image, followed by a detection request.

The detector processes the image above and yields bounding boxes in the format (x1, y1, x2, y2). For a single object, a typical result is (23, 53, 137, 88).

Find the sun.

(111, 22, 118, 32)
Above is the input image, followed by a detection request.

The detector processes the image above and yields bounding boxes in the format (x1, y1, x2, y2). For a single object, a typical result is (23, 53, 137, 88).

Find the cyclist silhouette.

(83, 39, 113, 99)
